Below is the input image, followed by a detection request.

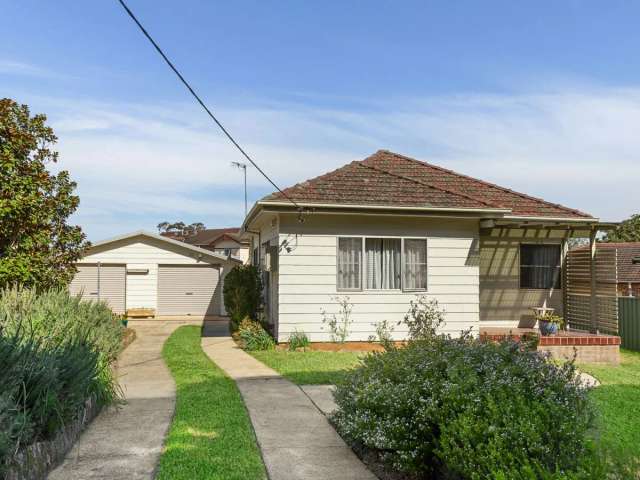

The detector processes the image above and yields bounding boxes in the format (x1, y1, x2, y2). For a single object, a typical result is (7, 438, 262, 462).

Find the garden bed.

(0, 288, 123, 477)
(276, 341, 386, 352)
(5, 397, 101, 480)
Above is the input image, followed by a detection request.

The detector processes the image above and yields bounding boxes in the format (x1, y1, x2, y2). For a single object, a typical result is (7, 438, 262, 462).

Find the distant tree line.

(603, 214, 640, 242)
(157, 221, 206, 236)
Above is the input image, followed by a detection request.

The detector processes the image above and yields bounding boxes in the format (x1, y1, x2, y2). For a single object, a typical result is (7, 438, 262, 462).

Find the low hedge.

(333, 336, 597, 479)
(0, 287, 123, 475)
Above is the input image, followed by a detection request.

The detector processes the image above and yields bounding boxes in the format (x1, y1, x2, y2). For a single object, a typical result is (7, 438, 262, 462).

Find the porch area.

(478, 217, 621, 364)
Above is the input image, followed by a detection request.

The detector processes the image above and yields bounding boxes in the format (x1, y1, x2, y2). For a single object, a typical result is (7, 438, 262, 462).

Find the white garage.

(69, 231, 240, 318)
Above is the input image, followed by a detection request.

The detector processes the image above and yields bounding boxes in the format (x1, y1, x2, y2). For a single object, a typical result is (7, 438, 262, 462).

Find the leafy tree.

(159, 221, 205, 236)
(603, 214, 640, 242)
(0, 98, 89, 289)
(167, 221, 186, 233)
(223, 265, 262, 331)
(189, 222, 205, 232)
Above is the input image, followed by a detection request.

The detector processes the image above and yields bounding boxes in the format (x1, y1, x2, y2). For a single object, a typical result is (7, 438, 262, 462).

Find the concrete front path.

(300, 385, 338, 416)
(201, 321, 376, 480)
(49, 321, 195, 480)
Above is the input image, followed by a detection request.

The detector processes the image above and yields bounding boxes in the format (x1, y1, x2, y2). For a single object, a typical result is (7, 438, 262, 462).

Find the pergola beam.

(589, 228, 598, 334)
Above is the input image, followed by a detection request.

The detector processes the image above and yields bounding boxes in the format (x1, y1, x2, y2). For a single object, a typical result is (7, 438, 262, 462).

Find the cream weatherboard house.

(242, 150, 612, 343)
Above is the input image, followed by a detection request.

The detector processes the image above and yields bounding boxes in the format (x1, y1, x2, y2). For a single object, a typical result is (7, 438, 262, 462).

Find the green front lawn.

(158, 326, 266, 480)
(580, 349, 640, 471)
(250, 350, 363, 384)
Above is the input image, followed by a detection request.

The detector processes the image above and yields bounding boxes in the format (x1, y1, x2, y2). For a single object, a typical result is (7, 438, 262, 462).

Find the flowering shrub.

(333, 336, 595, 479)
(320, 296, 353, 343)
(403, 295, 447, 341)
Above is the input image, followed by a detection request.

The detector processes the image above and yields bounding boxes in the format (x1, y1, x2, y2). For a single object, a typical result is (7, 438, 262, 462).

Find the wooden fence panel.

(565, 247, 618, 334)
(619, 297, 640, 351)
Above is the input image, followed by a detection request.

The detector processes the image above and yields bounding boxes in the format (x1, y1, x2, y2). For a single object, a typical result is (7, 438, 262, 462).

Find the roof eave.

(257, 200, 511, 214)
(241, 200, 512, 232)
(88, 230, 242, 264)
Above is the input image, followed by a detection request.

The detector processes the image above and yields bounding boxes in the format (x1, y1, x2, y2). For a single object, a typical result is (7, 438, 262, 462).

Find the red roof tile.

(264, 150, 594, 219)
(183, 228, 243, 246)
(586, 243, 640, 283)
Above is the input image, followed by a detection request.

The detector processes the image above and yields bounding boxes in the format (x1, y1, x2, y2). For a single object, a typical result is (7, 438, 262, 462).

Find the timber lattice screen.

(565, 247, 618, 335)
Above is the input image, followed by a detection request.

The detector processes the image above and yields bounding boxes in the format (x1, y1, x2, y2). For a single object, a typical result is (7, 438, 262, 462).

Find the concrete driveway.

(49, 321, 195, 480)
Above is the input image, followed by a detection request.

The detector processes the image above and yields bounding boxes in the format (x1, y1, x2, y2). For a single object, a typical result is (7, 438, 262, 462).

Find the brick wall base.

(538, 345, 620, 364)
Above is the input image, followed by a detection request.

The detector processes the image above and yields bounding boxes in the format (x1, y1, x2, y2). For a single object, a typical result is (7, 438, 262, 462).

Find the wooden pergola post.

(589, 228, 598, 334)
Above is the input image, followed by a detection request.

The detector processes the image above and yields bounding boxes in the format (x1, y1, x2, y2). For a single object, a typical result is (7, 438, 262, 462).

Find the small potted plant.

(117, 314, 128, 328)
(536, 312, 563, 336)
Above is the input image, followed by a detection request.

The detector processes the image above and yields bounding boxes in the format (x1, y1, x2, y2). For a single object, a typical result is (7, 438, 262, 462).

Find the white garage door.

(157, 265, 220, 316)
(69, 264, 126, 314)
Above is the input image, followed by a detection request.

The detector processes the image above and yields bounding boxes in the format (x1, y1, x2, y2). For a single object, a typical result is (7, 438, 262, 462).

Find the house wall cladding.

(75, 237, 225, 314)
(479, 228, 565, 328)
(277, 214, 481, 342)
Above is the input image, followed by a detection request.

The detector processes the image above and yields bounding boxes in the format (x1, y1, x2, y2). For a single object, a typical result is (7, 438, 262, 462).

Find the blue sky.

(2, 1, 639, 240)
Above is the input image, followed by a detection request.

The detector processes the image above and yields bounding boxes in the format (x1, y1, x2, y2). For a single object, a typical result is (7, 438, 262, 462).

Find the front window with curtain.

(337, 237, 362, 290)
(365, 238, 401, 289)
(403, 239, 428, 290)
(520, 244, 561, 289)
(337, 236, 428, 291)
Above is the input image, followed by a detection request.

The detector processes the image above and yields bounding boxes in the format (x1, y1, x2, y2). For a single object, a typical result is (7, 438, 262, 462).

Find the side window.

(403, 239, 427, 290)
(520, 244, 561, 289)
(337, 237, 362, 290)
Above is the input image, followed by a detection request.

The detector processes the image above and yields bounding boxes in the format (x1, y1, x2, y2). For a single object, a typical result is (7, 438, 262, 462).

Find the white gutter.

(241, 200, 512, 232)
(500, 215, 601, 223)
(257, 200, 511, 214)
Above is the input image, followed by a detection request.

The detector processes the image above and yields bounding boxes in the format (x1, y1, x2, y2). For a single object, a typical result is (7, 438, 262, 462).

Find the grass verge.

(250, 350, 363, 384)
(580, 349, 640, 472)
(157, 326, 266, 480)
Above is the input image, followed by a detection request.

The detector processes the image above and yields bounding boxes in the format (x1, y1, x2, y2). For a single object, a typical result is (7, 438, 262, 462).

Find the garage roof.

(89, 230, 242, 264)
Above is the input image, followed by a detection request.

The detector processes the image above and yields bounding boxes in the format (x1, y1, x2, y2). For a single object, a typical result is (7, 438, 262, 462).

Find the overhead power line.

(116, 0, 300, 212)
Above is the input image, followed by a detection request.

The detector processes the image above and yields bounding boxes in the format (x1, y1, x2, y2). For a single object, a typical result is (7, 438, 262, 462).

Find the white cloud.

(0, 60, 72, 79)
(23, 86, 640, 239)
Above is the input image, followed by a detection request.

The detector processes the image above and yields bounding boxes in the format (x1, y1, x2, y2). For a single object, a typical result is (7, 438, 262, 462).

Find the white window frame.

(336, 236, 364, 292)
(336, 235, 429, 293)
(402, 237, 429, 292)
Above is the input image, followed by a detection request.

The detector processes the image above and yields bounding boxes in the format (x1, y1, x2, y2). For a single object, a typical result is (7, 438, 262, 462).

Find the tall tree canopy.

(157, 221, 206, 235)
(0, 98, 89, 289)
(603, 214, 640, 242)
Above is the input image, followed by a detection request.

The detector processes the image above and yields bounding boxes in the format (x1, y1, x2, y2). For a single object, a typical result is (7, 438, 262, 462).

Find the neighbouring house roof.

(591, 243, 640, 284)
(261, 150, 594, 219)
(88, 230, 242, 264)
(181, 227, 247, 246)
